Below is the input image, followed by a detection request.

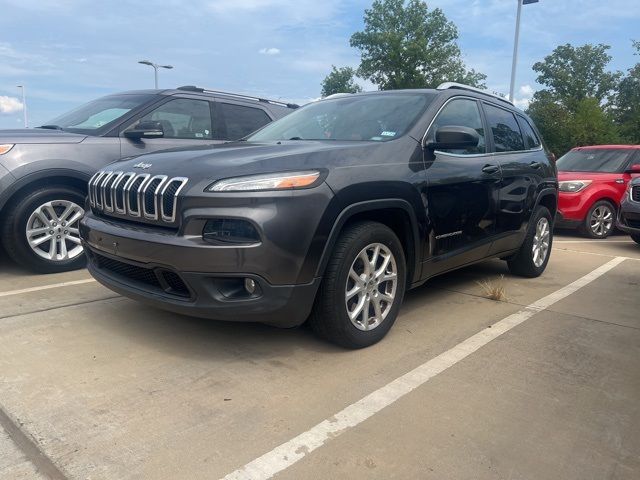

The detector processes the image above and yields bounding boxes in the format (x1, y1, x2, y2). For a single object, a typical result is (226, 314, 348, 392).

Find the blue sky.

(0, 0, 638, 128)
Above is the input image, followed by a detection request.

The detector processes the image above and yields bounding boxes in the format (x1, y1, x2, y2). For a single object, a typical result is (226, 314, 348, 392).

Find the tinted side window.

(428, 98, 486, 154)
(135, 98, 213, 139)
(218, 103, 272, 140)
(484, 103, 525, 152)
(516, 116, 541, 149)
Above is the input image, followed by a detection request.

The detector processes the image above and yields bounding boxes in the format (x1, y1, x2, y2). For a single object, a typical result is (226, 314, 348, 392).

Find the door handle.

(482, 164, 500, 174)
(529, 161, 542, 169)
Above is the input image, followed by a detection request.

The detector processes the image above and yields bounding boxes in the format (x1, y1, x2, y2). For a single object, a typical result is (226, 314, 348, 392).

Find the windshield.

(43, 94, 155, 134)
(557, 149, 632, 173)
(247, 93, 434, 142)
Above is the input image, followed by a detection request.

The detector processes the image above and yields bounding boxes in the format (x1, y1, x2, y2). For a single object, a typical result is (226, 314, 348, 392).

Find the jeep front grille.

(89, 171, 188, 223)
(632, 185, 640, 203)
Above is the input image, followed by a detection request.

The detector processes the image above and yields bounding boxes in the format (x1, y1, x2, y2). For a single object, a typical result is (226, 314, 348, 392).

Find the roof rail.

(177, 85, 299, 109)
(436, 82, 514, 106)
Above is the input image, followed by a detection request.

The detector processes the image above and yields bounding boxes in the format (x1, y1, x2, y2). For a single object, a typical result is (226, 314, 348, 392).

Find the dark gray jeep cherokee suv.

(0, 86, 295, 273)
(80, 83, 558, 348)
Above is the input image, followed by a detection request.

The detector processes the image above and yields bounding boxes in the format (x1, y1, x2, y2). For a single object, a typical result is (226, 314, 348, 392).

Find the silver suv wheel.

(26, 200, 85, 261)
(532, 217, 550, 268)
(345, 242, 398, 331)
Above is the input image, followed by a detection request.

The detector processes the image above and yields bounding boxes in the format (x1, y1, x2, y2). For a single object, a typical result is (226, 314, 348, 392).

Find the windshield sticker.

(381, 131, 396, 137)
(370, 136, 384, 141)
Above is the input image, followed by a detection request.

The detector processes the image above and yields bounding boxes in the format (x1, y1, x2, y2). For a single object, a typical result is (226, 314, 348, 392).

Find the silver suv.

(0, 86, 296, 273)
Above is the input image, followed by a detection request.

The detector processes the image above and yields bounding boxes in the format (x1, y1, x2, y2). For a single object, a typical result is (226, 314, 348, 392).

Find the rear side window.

(516, 116, 541, 149)
(427, 98, 486, 154)
(217, 103, 272, 140)
(484, 103, 525, 152)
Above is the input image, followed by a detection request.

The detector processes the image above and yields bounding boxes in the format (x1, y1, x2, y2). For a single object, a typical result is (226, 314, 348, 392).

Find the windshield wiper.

(288, 136, 304, 140)
(37, 125, 65, 130)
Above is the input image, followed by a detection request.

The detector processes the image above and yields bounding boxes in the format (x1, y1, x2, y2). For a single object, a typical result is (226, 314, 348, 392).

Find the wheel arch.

(0, 169, 91, 217)
(535, 188, 558, 218)
(314, 199, 422, 285)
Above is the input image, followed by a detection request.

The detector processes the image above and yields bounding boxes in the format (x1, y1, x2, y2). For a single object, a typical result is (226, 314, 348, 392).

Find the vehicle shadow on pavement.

(101, 259, 513, 359)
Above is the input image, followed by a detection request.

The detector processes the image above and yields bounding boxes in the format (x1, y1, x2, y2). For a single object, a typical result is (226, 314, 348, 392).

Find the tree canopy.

(527, 43, 625, 156)
(320, 66, 363, 97)
(614, 41, 640, 143)
(343, 0, 485, 91)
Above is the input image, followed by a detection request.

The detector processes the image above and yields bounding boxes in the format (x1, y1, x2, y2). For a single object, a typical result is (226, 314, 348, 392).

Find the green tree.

(349, 0, 485, 90)
(320, 66, 363, 97)
(532, 43, 621, 108)
(527, 43, 622, 156)
(615, 41, 640, 143)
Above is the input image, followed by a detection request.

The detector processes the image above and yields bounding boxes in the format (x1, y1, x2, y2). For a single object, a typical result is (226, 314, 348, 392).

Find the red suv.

(556, 145, 640, 238)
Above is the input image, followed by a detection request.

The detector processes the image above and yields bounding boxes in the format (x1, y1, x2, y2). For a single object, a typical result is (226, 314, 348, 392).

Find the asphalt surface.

(0, 233, 638, 480)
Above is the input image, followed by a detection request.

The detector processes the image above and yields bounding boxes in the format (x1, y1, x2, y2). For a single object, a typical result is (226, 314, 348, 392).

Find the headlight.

(207, 170, 321, 192)
(0, 144, 14, 155)
(559, 180, 592, 193)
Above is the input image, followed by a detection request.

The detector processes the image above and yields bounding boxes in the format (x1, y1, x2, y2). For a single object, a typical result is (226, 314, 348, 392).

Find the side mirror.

(626, 164, 640, 174)
(426, 125, 480, 151)
(124, 121, 164, 139)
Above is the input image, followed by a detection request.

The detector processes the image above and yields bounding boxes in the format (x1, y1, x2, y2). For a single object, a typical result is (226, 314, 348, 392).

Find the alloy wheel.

(532, 216, 550, 268)
(26, 200, 85, 261)
(589, 205, 613, 237)
(345, 243, 398, 331)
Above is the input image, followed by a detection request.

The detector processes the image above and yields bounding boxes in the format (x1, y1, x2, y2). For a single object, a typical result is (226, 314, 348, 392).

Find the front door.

(119, 97, 221, 158)
(422, 97, 501, 276)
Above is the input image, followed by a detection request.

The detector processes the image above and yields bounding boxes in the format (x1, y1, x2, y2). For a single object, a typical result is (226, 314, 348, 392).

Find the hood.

(0, 128, 87, 145)
(558, 171, 622, 182)
(109, 140, 382, 180)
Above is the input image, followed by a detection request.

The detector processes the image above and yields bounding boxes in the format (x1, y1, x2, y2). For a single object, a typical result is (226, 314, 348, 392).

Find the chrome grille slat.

(142, 175, 168, 220)
(90, 171, 187, 225)
(160, 177, 189, 223)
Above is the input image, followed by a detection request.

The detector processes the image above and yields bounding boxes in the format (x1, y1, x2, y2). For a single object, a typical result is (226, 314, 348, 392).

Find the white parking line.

(555, 240, 634, 244)
(0, 279, 96, 298)
(221, 256, 627, 480)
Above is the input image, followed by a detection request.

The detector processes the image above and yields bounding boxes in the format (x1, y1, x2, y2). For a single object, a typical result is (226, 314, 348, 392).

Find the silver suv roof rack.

(176, 85, 299, 109)
(436, 82, 514, 107)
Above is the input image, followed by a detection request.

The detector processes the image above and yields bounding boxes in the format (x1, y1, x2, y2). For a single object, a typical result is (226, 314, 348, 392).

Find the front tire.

(1, 185, 87, 273)
(631, 234, 640, 245)
(507, 205, 553, 278)
(308, 221, 407, 349)
(583, 200, 615, 238)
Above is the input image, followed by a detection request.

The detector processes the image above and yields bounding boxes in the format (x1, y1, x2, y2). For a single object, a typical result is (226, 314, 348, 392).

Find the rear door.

(422, 97, 501, 276)
(482, 103, 542, 255)
(119, 97, 221, 157)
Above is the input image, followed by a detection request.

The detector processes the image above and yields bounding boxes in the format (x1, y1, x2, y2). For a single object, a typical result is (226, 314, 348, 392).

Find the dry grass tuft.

(477, 275, 508, 302)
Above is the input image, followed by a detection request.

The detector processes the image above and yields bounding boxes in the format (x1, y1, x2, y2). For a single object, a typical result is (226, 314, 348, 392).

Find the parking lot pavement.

(0, 234, 638, 479)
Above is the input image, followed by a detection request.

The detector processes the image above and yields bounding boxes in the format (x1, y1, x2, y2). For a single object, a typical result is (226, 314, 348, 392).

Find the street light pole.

(16, 85, 27, 128)
(509, 0, 539, 103)
(138, 60, 173, 89)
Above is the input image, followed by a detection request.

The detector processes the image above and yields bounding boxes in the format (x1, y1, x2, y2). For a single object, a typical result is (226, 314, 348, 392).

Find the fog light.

(245, 278, 256, 294)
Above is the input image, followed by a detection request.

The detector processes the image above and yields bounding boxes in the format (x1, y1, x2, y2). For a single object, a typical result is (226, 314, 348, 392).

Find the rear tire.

(507, 205, 553, 278)
(1, 185, 87, 273)
(582, 200, 615, 238)
(308, 221, 407, 349)
(631, 234, 640, 245)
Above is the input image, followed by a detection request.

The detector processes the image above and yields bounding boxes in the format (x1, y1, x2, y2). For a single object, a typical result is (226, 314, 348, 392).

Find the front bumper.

(79, 180, 334, 326)
(85, 246, 320, 326)
(617, 198, 640, 235)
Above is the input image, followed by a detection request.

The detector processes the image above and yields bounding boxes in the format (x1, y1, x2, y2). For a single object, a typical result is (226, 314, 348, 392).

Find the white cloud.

(0, 96, 23, 114)
(259, 47, 280, 55)
(513, 84, 535, 110)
